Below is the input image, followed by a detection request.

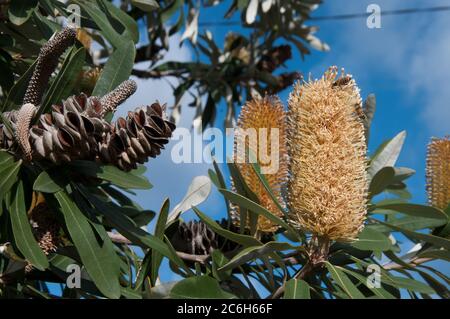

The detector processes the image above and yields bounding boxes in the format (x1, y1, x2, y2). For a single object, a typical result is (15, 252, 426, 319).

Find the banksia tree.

(1, 0, 449, 300)
(232, 95, 288, 233)
(426, 136, 450, 210)
(287, 67, 368, 242)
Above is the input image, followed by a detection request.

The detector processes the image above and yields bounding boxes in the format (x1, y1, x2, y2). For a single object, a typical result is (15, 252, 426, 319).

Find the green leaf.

(339, 267, 395, 299)
(374, 219, 450, 250)
(8, 181, 48, 270)
(211, 250, 230, 281)
(8, 0, 37, 25)
(92, 39, 136, 96)
(170, 276, 236, 299)
(79, 188, 190, 273)
(0, 150, 13, 164)
(70, 160, 152, 189)
(36, 46, 86, 119)
(369, 166, 395, 198)
(369, 166, 415, 198)
(362, 94, 376, 144)
(387, 276, 436, 294)
(369, 131, 406, 177)
(0, 158, 22, 202)
(74, 0, 125, 49)
(151, 199, 170, 285)
(374, 203, 448, 221)
(219, 189, 299, 238)
(250, 159, 287, 216)
(121, 287, 143, 299)
(284, 279, 310, 299)
(161, 0, 184, 22)
(368, 216, 446, 232)
(55, 191, 121, 299)
(193, 207, 261, 247)
(102, 0, 139, 43)
(1, 60, 36, 112)
(33, 171, 64, 193)
(131, 0, 160, 12)
(325, 262, 365, 299)
(218, 242, 296, 272)
(351, 228, 392, 251)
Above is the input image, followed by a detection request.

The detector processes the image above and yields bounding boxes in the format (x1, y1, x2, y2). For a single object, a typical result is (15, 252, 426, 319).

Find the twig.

(107, 231, 209, 263)
(269, 261, 313, 299)
(382, 257, 433, 270)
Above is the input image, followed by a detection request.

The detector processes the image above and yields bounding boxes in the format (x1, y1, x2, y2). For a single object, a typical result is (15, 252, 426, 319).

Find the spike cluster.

(23, 27, 77, 106)
(100, 79, 137, 117)
(232, 95, 288, 233)
(287, 67, 368, 242)
(426, 136, 450, 210)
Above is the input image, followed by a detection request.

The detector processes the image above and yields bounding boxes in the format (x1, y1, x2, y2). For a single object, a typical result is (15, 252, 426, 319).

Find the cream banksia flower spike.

(232, 95, 288, 233)
(426, 136, 450, 210)
(287, 67, 368, 242)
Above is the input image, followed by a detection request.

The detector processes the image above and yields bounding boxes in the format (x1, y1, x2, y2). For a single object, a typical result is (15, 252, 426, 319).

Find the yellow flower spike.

(426, 136, 450, 210)
(232, 95, 288, 233)
(287, 67, 368, 242)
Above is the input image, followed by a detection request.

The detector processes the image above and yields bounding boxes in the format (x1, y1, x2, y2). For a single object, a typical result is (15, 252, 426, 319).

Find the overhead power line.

(198, 5, 450, 27)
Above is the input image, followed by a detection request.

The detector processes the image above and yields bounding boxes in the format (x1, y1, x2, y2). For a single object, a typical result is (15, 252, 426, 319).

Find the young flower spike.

(287, 67, 368, 242)
(426, 136, 450, 210)
(232, 95, 288, 233)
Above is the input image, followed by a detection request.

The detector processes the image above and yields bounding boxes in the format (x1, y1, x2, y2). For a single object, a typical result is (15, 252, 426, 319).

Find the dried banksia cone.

(0, 93, 175, 171)
(426, 136, 450, 210)
(287, 67, 368, 242)
(170, 219, 274, 256)
(29, 94, 107, 164)
(171, 220, 219, 255)
(98, 102, 175, 171)
(232, 96, 288, 233)
(23, 27, 76, 106)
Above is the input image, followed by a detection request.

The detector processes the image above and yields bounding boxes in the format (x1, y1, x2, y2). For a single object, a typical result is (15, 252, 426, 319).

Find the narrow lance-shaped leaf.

(170, 276, 236, 299)
(284, 279, 311, 299)
(368, 131, 406, 177)
(151, 199, 170, 285)
(92, 39, 136, 96)
(8, 181, 48, 270)
(325, 262, 365, 299)
(55, 191, 121, 299)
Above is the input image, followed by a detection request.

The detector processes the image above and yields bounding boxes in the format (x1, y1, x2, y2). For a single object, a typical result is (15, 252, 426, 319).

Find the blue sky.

(114, 0, 450, 284)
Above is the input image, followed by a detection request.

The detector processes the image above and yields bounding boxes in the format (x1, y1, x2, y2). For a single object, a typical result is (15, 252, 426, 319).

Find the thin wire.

(198, 5, 450, 26)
